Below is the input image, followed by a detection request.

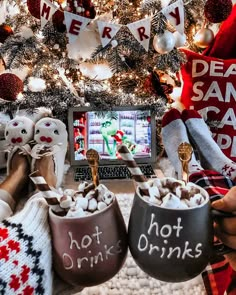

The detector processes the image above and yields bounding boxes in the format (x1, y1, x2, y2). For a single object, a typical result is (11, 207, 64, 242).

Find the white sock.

(161, 108, 203, 179)
(182, 109, 236, 181)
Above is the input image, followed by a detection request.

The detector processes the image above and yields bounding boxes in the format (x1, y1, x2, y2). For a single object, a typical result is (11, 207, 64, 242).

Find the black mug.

(49, 197, 128, 287)
(128, 179, 233, 283)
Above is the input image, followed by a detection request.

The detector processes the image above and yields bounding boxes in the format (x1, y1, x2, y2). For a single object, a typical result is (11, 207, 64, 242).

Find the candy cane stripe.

(31, 176, 47, 184)
(128, 167, 144, 175)
(118, 153, 134, 161)
(30, 170, 62, 212)
(117, 144, 150, 196)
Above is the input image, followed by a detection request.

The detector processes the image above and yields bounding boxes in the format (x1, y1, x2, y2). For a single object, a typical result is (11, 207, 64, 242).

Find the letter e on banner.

(127, 18, 151, 52)
(40, 0, 58, 29)
(64, 11, 91, 44)
(97, 21, 122, 47)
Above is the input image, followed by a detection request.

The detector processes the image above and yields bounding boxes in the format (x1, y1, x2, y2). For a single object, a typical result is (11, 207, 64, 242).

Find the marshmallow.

(85, 190, 97, 200)
(96, 184, 109, 201)
(63, 189, 76, 197)
(152, 178, 162, 188)
(97, 201, 107, 211)
(149, 195, 161, 206)
(161, 193, 181, 209)
(189, 193, 205, 207)
(88, 198, 98, 212)
(60, 195, 73, 209)
(159, 187, 170, 197)
(67, 207, 86, 217)
(148, 186, 160, 199)
(73, 192, 84, 200)
(78, 181, 89, 193)
(175, 186, 190, 200)
(75, 196, 89, 210)
(102, 192, 114, 205)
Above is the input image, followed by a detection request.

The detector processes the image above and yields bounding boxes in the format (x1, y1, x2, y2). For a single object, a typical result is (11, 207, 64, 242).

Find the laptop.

(67, 105, 158, 181)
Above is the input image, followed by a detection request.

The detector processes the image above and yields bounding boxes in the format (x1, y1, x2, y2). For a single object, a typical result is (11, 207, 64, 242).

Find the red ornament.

(27, 0, 42, 19)
(52, 9, 66, 32)
(0, 73, 24, 101)
(204, 0, 232, 23)
(0, 24, 13, 44)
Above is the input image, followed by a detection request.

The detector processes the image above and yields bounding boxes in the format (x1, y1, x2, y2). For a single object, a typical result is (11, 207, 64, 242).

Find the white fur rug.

(77, 191, 206, 295)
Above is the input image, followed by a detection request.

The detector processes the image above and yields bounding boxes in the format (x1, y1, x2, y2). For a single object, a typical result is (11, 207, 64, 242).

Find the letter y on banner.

(64, 11, 91, 44)
(97, 21, 122, 47)
(40, 0, 58, 30)
(127, 18, 151, 52)
(162, 0, 184, 34)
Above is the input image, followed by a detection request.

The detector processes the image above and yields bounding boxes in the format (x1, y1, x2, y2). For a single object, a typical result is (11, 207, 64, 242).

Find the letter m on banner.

(127, 18, 151, 52)
(40, 0, 58, 30)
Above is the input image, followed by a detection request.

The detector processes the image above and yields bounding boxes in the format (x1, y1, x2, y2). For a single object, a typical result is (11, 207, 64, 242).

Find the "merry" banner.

(39, 0, 184, 50)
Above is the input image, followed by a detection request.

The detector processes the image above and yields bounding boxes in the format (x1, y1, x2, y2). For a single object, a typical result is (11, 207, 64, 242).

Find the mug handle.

(211, 209, 236, 255)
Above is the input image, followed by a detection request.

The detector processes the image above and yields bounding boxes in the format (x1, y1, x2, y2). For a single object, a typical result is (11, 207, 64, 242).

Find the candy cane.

(117, 144, 150, 196)
(29, 170, 63, 213)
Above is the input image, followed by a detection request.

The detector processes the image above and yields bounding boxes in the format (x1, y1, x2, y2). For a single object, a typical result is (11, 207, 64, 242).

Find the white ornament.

(53, 44, 60, 50)
(153, 31, 175, 54)
(111, 39, 118, 48)
(79, 62, 113, 81)
(28, 77, 46, 92)
(173, 31, 186, 48)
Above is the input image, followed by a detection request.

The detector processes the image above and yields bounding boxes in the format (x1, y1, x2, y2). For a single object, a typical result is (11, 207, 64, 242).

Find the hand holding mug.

(212, 186, 236, 271)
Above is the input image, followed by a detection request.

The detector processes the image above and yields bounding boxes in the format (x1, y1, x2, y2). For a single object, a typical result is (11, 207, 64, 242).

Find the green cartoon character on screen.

(99, 113, 136, 158)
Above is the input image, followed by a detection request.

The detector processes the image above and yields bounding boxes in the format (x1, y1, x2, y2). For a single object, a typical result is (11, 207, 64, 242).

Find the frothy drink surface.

(142, 178, 206, 209)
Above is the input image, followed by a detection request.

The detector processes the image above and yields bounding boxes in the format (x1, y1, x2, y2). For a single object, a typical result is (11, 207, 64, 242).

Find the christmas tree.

(0, 0, 233, 122)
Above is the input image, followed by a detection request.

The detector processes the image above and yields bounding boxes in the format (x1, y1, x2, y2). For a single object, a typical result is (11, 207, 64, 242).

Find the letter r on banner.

(97, 21, 122, 47)
(40, 0, 58, 30)
(127, 17, 151, 52)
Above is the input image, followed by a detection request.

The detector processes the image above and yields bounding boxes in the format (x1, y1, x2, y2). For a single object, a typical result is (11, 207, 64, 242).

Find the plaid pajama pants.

(190, 170, 236, 295)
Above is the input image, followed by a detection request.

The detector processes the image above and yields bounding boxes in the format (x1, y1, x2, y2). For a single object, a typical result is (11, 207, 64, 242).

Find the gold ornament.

(194, 27, 214, 48)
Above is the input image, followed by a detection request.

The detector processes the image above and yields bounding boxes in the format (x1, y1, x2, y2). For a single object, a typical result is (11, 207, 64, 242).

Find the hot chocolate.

(142, 177, 206, 209)
(57, 182, 115, 217)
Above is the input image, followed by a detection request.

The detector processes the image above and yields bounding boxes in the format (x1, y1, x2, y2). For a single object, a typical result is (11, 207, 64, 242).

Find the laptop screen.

(68, 106, 157, 166)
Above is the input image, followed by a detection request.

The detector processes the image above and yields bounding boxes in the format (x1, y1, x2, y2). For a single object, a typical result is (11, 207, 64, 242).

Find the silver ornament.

(153, 31, 175, 54)
(173, 31, 187, 48)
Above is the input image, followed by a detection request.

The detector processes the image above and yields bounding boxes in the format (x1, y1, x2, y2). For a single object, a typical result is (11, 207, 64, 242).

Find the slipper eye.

(5, 131, 8, 136)
(54, 130, 59, 135)
(35, 129, 40, 134)
(21, 129, 27, 134)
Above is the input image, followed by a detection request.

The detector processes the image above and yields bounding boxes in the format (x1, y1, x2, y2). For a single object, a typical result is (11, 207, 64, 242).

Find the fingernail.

(212, 199, 225, 210)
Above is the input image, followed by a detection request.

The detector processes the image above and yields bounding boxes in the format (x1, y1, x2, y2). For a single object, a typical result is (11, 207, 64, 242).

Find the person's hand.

(212, 187, 236, 270)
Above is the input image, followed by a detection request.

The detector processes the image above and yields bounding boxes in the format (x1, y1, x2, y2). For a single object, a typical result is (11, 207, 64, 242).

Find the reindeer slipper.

(31, 117, 68, 189)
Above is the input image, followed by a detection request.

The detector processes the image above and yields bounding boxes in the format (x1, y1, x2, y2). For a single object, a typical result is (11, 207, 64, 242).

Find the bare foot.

(0, 151, 30, 201)
(34, 155, 57, 188)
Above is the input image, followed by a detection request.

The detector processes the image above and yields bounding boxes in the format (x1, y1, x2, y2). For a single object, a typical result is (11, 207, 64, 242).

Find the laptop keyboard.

(74, 165, 155, 181)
